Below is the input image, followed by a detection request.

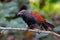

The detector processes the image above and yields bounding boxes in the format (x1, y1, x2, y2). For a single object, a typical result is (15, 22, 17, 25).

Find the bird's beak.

(17, 12, 22, 15)
(17, 12, 23, 17)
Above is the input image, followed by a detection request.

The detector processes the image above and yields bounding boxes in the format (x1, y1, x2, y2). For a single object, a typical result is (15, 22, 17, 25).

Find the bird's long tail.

(41, 22, 54, 31)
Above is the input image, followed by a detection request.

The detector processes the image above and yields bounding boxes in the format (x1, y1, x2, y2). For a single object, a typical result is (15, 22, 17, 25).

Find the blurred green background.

(0, 0, 60, 40)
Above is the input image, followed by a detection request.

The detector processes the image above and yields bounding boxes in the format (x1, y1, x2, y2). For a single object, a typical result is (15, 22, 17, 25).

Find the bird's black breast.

(22, 15, 36, 26)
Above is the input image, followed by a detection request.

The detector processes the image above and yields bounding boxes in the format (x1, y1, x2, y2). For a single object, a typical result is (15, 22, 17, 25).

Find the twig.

(0, 27, 60, 37)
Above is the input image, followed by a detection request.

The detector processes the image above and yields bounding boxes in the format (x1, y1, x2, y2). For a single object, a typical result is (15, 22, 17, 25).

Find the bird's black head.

(17, 10, 28, 17)
(12, 10, 28, 19)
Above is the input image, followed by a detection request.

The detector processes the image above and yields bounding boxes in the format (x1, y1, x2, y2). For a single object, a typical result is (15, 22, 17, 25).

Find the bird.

(13, 10, 54, 30)
(12, 10, 54, 38)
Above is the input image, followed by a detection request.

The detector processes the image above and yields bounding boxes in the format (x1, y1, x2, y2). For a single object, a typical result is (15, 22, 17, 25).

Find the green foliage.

(0, 14, 4, 18)
(1, 18, 27, 34)
(53, 26, 60, 32)
(49, 0, 58, 3)
(6, 18, 27, 28)
(36, 33, 48, 38)
(0, 0, 26, 35)
(0, 18, 8, 27)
